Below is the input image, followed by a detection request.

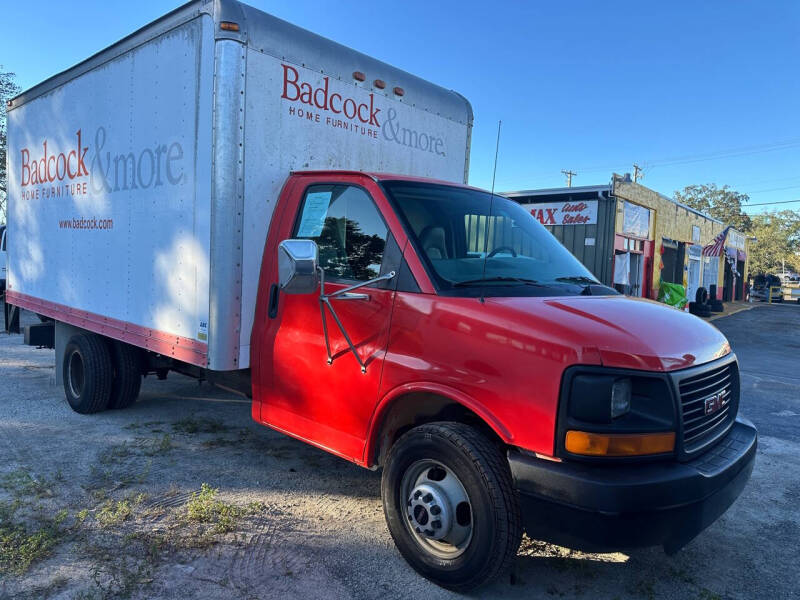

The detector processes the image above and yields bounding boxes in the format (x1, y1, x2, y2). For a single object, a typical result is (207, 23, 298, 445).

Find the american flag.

(702, 226, 730, 257)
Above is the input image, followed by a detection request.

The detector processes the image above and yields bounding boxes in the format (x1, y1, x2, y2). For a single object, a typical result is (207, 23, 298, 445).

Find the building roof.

(501, 184, 611, 198)
(502, 181, 723, 225)
(655, 193, 723, 224)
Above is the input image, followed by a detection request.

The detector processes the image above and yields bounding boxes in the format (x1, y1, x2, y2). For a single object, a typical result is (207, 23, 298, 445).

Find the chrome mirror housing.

(278, 239, 320, 294)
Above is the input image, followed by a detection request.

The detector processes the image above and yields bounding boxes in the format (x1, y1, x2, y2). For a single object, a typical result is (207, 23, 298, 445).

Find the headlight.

(558, 368, 677, 460)
(569, 375, 632, 423)
(610, 378, 631, 419)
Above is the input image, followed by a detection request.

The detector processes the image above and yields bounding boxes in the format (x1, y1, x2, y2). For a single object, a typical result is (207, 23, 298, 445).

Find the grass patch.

(99, 443, 135, 466)
(0, 506, 69, 575)
(185, 483, 250, 534)
(79, 540, 156, 600)
(142, 434, 174, 456)
(1, 469, 53, 498)
(96, 494, 146, 527)
(172, 418, 228, 435)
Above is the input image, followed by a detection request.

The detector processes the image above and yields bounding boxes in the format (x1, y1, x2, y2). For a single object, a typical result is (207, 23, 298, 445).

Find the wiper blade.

(555, 276, 598, 284)
(453, 276, 542, 287)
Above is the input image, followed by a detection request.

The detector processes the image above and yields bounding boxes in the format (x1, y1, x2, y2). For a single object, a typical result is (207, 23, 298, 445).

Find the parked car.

(751, 274, 783, 302)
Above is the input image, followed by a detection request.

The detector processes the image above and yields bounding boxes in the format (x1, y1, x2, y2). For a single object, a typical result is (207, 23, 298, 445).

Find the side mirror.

(278, 239, 320, 294)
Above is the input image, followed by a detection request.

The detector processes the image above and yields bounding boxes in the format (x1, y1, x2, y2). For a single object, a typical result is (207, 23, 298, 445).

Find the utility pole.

(561, 169, 577, 187)
(633, 164, 643, 183)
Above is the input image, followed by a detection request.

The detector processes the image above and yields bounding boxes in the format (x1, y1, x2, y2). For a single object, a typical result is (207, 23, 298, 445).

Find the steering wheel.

(487, 246, 517, 258)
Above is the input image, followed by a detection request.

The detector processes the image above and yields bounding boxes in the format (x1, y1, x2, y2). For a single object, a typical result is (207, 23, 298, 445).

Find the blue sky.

(2, 1, 798, 214)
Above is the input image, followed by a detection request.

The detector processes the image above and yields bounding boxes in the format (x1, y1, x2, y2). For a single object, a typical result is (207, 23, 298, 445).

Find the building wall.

(532, 195, 617, 286)
(504, 178, 750, 302)
(504, 189, 617, 286)
(612, 175, 732, 298)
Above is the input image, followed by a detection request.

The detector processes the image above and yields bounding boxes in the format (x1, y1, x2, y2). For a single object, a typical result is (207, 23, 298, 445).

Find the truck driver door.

(260, 181, 397, 462)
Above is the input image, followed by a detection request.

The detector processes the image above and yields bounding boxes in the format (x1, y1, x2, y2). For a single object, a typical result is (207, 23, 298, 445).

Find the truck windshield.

(382, 181, 610, 297)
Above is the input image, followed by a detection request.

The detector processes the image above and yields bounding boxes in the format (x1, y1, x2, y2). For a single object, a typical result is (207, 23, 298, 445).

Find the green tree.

(747, 210, 800, 275)
(674, 184, 751, 232)
(1, 68, 21, 224)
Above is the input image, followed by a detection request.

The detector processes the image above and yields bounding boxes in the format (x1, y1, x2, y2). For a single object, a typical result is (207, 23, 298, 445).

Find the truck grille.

(678, 362, 737, 453)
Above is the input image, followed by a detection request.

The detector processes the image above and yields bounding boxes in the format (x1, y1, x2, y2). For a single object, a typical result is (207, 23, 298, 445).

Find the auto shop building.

(502, 174, 749, 302)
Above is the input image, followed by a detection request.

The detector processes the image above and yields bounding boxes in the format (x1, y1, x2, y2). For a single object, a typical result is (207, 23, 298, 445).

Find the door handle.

(334, 292, 369, 301)
(268, 283, 280, 318)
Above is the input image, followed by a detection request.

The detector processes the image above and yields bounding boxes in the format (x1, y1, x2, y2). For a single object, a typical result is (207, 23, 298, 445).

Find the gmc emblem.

(704, 392, 727, 415)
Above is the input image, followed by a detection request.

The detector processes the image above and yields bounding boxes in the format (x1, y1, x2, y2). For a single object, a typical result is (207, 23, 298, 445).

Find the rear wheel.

(62, 333, 113, 414)
(381, 422, 522, 591)
(107, 341, 143, 409)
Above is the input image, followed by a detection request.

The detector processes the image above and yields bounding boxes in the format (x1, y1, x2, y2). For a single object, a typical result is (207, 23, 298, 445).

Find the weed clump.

(0, 504, 69, 575)
(185, 483, 245, 534)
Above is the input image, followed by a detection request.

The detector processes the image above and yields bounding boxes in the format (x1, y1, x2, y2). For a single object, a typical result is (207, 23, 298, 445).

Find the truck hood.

(487, 294, 731, 372)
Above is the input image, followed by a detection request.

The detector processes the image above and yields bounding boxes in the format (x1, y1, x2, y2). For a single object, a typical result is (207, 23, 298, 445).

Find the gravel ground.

(1, 302, 799, 599)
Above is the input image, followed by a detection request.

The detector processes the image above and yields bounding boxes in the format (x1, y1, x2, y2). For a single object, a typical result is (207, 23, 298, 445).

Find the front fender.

(362, 381, 514, 466)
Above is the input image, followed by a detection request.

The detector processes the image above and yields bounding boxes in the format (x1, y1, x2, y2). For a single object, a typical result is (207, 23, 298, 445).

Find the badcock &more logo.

(19, 127, 186, 201)
(280, 63, 447, 157)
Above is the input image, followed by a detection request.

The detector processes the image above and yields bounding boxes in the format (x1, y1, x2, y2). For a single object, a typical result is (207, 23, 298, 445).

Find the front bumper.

(508, 417, 757, 553)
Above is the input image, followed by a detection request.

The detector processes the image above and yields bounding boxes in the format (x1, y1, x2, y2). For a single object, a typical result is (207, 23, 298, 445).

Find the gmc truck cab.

(247, 171, 756, 590)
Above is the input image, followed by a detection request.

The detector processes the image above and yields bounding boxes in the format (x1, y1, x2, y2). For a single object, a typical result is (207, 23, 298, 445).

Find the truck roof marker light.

(220, 21, 240, 31)
(565, 431, 675, 457)
(353, 71, 366, 82)
(393, 87, 405, 97)
(374, 79, 386, 89)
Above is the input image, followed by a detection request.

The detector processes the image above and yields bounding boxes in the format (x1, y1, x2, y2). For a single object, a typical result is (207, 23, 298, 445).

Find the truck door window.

(384, 181, 601, 296)
(295, 185, 388, 282)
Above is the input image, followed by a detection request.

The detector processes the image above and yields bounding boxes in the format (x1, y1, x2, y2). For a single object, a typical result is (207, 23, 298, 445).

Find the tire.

(107, 341, 143, 410)
(381, 422, 522, 592)
(62, 333, 113, 414)
(695, 287, 709, 305)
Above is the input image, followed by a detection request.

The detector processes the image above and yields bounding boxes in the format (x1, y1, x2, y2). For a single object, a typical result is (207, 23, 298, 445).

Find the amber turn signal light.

(220, 21, 240, 31)
(565, 431, 675, 457)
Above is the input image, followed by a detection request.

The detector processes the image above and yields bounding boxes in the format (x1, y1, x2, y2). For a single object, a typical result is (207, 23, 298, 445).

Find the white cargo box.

(6, 0, 472, 370)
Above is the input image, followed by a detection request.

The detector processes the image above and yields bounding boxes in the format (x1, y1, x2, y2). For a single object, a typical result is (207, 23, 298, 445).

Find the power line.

(743, 184, 800, 194)
(535, 137, 800, 178)
(745, 199, 800, 207)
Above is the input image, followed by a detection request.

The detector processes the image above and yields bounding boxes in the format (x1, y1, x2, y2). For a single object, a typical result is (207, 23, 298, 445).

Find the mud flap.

(4, 300, 20, 334)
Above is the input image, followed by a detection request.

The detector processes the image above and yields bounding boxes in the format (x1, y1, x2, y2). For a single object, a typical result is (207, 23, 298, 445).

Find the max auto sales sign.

(520, 200, 598, 226)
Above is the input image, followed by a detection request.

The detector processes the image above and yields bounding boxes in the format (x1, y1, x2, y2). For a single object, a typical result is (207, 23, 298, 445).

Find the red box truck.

(4, 0, 755, 590)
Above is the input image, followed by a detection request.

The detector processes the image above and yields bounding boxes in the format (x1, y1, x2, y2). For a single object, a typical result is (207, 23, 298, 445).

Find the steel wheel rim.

(400, 459, 473, 559)
(68, 351, 84, 398)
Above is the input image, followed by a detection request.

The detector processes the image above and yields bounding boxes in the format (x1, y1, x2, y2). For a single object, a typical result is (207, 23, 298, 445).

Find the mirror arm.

(327, 271, 396, 298)
(318, 268, 334, 366)
(317, 268, 396, 373)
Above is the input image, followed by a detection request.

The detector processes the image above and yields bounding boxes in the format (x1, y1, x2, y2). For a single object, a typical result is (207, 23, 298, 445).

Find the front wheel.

(381, 422, 522, 591)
